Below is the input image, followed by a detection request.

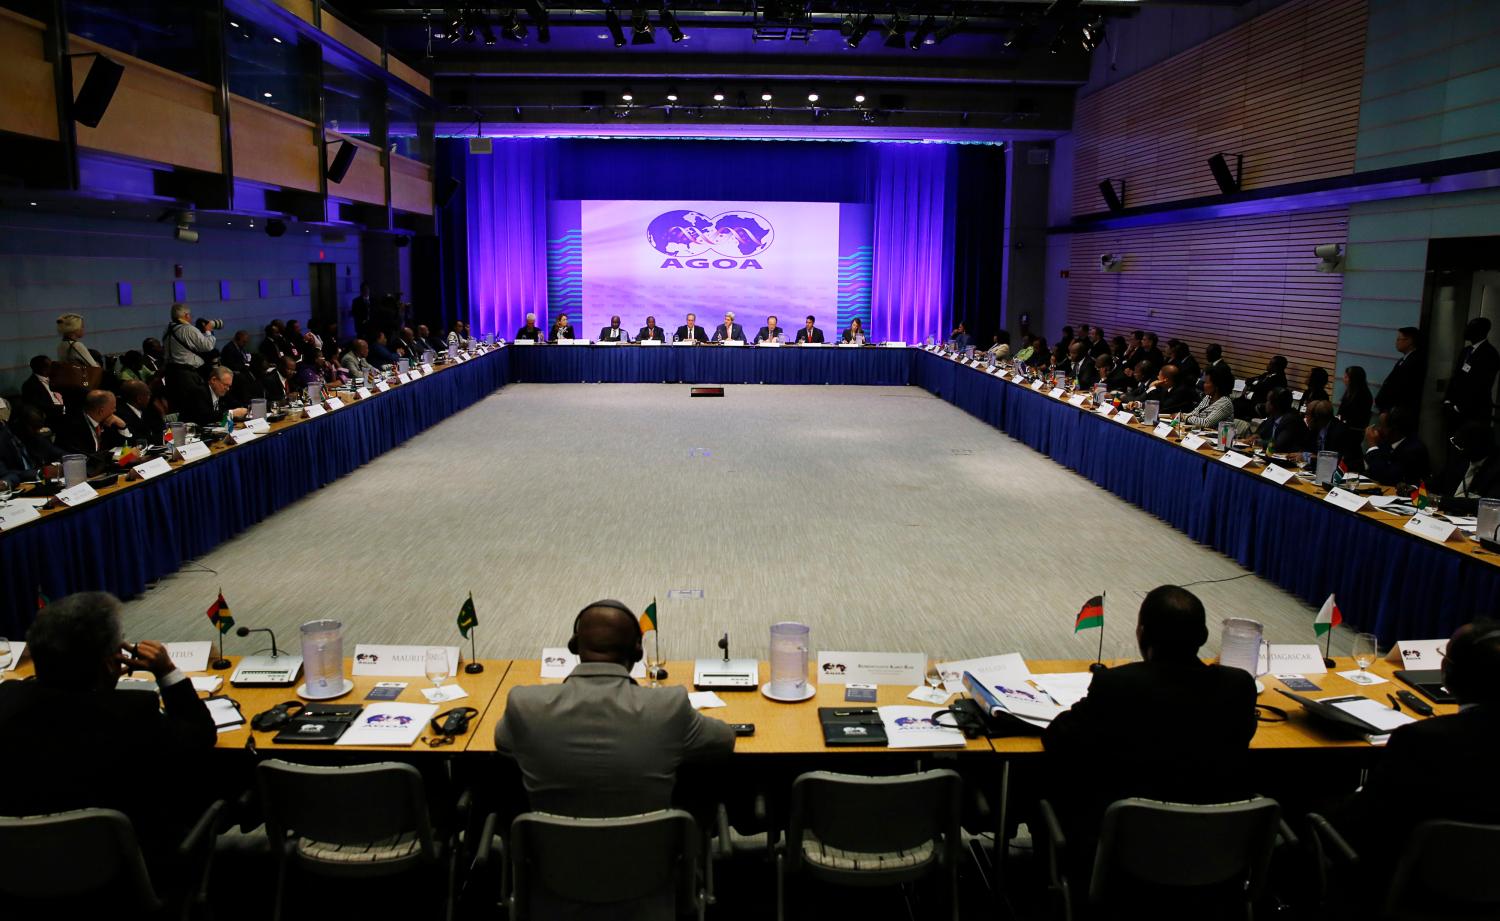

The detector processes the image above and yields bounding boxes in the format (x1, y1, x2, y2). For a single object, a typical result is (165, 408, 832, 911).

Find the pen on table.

(1386, 693, 1401, 712)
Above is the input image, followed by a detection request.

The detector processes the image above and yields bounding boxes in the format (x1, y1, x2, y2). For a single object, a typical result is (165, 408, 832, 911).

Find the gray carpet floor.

(120, 383, 1358, 663)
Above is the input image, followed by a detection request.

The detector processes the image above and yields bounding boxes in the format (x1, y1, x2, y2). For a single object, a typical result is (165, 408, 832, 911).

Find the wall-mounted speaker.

(437, 177, 461, 209)
(327, 140, 357, 183)
(265, 219, 287, 237)
(73, 54, 124, 128)
(1098, 178, 1124, 213)
(1208, 153, 1243, 195)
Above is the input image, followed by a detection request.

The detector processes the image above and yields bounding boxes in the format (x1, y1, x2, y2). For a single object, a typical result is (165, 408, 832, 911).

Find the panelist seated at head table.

(598, 316, 630, 342)
(0, 591, 216, 880)
(673, 314, 709, 343)
(755, 316, 785, 343)
(712, 312, 746, 342)
(841, 319, 869, 344)
(794, 316, 824, 344)
(496, 599, 735, 819)
(514, 313, 543, 342)
(637, 317, 667, 342)
(549, 314, 577, 343)
(1040, 585, 1258, 850)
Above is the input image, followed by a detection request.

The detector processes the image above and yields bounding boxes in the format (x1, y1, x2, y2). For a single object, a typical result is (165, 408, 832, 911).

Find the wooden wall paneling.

(385, 56, 432, 98)
(1071, 0, 1367, 217)
(389, 153, 433, 215)
(0, 11, 58, 141)
(229, 96, 320, 193)
(321, 14, 382, 67)
(1066, 207, 1348, 385)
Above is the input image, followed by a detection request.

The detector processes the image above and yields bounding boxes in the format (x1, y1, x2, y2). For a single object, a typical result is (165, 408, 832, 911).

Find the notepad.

(1329, 698, 1415, 733)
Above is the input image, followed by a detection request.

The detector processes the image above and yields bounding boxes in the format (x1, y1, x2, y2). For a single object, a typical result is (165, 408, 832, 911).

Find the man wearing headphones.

(495, 600, 735, 819)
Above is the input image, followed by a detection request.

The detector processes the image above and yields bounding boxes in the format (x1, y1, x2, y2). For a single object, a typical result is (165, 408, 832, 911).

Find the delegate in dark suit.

(21, 371, 66, 425)
(637, 324, 666, 342)
(1365, 436, 1430, 486)
(548, 324, 577, 343)
(794, 326, 825, 344)
(755, 326, 786, 343)
(597, 325, 629, 342)
(673, 324, 709, 343)
(119, 400, 166, 447)
(1375, 331, 1426, 418)
(54, 410, 125, 457)
(1445, 321, 1499, 427)
(1256, 408, 1311, 454)
(712, 322, 745, 343)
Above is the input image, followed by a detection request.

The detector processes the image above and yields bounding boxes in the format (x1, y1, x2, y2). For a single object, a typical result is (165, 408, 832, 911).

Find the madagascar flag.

(1314, 594, 1341, 637)
(1074, 595, 1104, 633)
(457, 594, 478, 638)
(1410, 481, 1430, 510)
(639, 599, 658, 635)
(206, 592, 234, 634)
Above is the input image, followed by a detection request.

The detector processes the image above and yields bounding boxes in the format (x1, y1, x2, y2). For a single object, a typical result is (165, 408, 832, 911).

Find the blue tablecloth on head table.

(912, 349, 1500, 646)
(507, 344, 911, 385)
(0, 350, 510, 637)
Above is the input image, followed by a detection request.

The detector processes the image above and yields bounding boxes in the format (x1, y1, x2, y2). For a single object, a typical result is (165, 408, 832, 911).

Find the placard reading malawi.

(575, 200, 843, 335)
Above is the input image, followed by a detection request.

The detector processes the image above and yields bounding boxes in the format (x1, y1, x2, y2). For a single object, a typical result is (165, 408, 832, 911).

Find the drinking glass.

(925, 661, 944, 693)
(1352, 632, 1378, 677)
(0, 637, 11, 672)
(425, 647, 450, 689)
(0, 482, 11, 509)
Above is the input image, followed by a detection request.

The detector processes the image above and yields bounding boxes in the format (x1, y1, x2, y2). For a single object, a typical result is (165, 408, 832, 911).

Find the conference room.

(2, 0, 1499, 918)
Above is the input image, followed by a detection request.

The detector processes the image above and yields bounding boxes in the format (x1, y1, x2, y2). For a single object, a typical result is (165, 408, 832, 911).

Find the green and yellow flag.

(206, 592, 233, 634)
(639, 599, 658, 635)
(457, 593, 478, 638)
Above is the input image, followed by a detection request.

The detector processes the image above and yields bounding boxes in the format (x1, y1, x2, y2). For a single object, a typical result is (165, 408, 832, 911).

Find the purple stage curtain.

(463, 140, 554, 338)
(869, 145, 954, 344)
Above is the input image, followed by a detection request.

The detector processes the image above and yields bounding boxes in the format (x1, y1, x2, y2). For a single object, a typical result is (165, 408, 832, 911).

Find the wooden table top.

(466, 659, 994, 755)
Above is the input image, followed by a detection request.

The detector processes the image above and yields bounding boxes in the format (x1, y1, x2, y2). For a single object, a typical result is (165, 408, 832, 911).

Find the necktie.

(93, 423, 101, 450)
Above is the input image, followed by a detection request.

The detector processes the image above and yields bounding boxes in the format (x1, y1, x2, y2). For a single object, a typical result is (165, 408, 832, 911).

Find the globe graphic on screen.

(647, 210, 717, 256)
(712, 211, 774, 257)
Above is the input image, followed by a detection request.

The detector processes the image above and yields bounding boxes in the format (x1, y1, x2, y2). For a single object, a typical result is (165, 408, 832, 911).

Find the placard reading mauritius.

(578, 200, 841, 327)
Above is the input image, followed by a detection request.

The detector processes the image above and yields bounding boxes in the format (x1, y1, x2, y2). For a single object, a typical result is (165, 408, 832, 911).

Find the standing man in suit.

(598, 316, 630, 342)
(351, 283, 373, 339)
(1375, 326, 1427, 421)
(549, 314, 577, 343)
(1042, 585, 1257, 852)
(712, 311, 745, 343)
(0, 592, 216, 877)
(637, 316, 666, 342)
(55, 389, 129, 456)
(795, 315, 825, 344)
(1444, 317, 1498, 432)
(674, 313, 708, 343)
(497, 600, 734, 816)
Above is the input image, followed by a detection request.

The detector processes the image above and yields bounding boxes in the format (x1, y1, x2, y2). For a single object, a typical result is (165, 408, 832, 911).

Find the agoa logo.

(646, 209, 773, 270)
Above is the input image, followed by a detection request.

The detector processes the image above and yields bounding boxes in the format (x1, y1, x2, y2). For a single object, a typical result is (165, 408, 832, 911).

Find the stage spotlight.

(1314, 244, 1345, 273)
(498, 9, 526, 40)
(807, 93, 819, 104)
(1080, 16, 1104, 52)
(761, 92, 773, 103)
(631, 6, 654, 44)
(909, 16, 936, 49)
(843, 13, 873, 48)
(327, 140, 357, 183)
(932, 16, 964, 44)
(882, 15, 907, 49)
(524, 0, 550, 42)
(174, 223, 199, 243)
(479, 21, 498, 44)
(854, 94, 866, 105)
(661, 5, 685, 42)
(621, 90, 634, 103)
(604, 7, 626, 47)
(713, 90, 725, 104)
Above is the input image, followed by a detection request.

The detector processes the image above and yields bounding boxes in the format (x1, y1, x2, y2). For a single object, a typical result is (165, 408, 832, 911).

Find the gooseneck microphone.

(236, 625, 281, 658)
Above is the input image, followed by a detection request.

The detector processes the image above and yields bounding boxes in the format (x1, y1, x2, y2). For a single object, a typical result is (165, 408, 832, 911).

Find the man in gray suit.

(496, 600, 735, 818)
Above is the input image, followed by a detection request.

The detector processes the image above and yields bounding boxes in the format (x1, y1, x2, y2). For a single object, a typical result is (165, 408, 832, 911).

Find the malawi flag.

(206, 592, 234, 634)
(1314, 594, 1342, 637)
(457, 594, 478, 638)
(1074, 595, 1104, 633)
(639, 599, 658, 635)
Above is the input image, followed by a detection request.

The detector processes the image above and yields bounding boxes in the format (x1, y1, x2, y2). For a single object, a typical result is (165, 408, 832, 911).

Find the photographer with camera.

(162, 302, 222, 371)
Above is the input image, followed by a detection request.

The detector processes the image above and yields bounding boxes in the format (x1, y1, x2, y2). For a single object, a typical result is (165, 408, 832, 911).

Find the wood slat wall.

(1071, 0, 1367, 217)
(1066, 208, 1348, 386)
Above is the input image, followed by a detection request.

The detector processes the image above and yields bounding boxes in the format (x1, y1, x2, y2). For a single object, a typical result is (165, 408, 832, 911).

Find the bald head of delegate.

(569, 600, 643, 668)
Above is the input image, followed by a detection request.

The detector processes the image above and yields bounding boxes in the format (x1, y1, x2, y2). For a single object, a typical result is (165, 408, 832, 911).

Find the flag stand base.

(648, 665, 669, 681)
(1322, 657, 1337, 668)
(211, 658, 231, 670)
(465, 662, 484, 674)
(1088, 662, 1108, 674)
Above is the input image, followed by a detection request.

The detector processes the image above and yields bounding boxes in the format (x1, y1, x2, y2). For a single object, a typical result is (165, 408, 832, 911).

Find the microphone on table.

(236, 625, 281, 658)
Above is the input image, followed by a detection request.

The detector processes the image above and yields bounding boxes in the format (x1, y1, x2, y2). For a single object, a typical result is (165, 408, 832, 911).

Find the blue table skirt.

(507, 344, 911, 385)
(914, 350, 1500, 645)
(1, 350, 509, 636)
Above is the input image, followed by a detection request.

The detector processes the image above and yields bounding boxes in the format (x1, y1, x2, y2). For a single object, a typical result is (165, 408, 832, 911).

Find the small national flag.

(117, 445, 141, 466)
(639, 599, 658, 636)
(36, 588, 48, 610)
(1332, 458, 1349, 487)
(1314, 594, 1342, 638)
(1410, 481, 1430, 510)
(206, 592, 234, 634)
(457, 593, 478, 638)
(1074, 595, 1104, 633)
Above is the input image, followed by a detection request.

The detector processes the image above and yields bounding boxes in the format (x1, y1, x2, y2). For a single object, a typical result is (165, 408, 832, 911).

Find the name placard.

(305, 404, 327, 419)
(408, 368, 423, 379)
(1067, 394, 1088, 407)
(178, 440, 211, 463)
(816, 651, 926, 686)
(355, 387, 372, 399)
(1113, 411, 1134, 425)
(133, 457, 173, 480)
(1219, 450, 1254, 469)
(1180, 435, 1208, 451)
(1266, 644, 1328, 675)
(397, 372, 413, 383)
(1095, 404, 1115, 418)
(246, 417, 271, 434)
(1389, 638, 1448, 667)
(324, 399, 341, 412)
(352, 644, 460, 678)
(1261, 463, 1295, 484)
(1404, 513, 1459, 544)
(1153, 423, 1174, 438)
(511, 339, 535, 346)
(1030, 380, 1046, 392)
(884, 341, 906, 348)
(0, 502, 42, 530)
(421, 363, 434, 374)
(57, 482, 99, 506)
(1048, 387, 1066, 399)
(375, 381, 392, 393)
(230, 428, 259, 444)
(1324, 487, 1368, 512)
(639, 339, 663, 346)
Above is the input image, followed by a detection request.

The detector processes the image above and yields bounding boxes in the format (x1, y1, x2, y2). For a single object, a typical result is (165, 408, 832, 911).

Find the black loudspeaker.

(437, 176, 461, 209)
(1208, 153, 1242, 194)
(265, 219, 287, 238)
(394, 235, 410, 248)
(327, 140, 357, 183)
(1098, 179, 1124, 213)
(73, 55, 125, 128)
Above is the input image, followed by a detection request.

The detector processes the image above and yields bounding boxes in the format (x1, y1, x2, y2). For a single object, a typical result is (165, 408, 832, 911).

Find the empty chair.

(777, 769, 962, 921)
(1308, 814, 1500, 921)
(256, 760, 453, 921)
(0, 801, 222, 920)
(506, 809, 704, 921)
(1040, 796, 1284, 921)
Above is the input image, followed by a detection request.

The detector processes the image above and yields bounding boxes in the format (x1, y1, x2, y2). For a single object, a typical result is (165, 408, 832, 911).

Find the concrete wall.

(0, 211, 362, 391)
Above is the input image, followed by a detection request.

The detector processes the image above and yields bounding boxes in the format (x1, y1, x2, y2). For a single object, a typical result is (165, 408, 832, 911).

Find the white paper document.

(0, 502, 41, 530)
(352, 645, 460, 678)
(336, 703, 439, 746)
(421, 684, 469, 703)
(1330, 697, 1415, 733)
(688, 691, 728, 710)
(936, 653, 1030, 693)
(165, 641, 212, 673)
(907, 685, 952, 704)
(968, 674, 1065, 725)
(1338, 669, 1388, 686)
(878, 706, 967, 749)
(1028, 672, 1095, 709)
(191, 676, 223, 693)
(206, 697, 244, 731)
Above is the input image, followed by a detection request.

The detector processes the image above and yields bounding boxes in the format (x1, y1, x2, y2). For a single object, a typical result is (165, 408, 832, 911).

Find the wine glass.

(0, 637, 12, 673)
(424, 647, 450, 690)
(0, 481, 11, 510)
(1351, 633, 1378, 681)
(926, 661, 945, 697)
